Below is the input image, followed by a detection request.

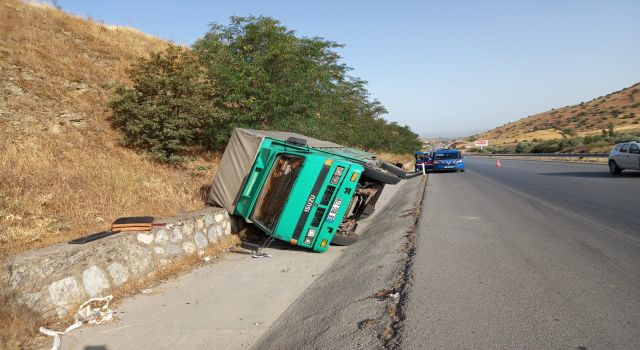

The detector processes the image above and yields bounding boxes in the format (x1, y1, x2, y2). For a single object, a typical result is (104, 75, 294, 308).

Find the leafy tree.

(109, 45, 227, 163)
(193, 16, 343, 129)
(193, 16, 420, 153)
(111, 17, 421, 163)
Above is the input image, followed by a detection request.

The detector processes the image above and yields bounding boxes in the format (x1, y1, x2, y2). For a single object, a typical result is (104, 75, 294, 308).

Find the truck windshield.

(253, 154, 304, 231)
(434, 152, 461, 160)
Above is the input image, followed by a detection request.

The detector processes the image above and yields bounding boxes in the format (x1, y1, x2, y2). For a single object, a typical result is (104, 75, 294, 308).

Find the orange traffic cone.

(496, 159, 502, 168)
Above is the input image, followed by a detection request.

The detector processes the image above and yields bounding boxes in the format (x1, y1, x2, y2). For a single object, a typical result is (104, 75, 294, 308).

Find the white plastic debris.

(140, 288, 153, 294)
(203, 256, 212, 262)
(40, 295, 114, 350)
(251, 251, 272, 258)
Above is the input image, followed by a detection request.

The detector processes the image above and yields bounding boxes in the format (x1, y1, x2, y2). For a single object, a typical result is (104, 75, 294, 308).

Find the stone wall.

(2, 207, 237, 318)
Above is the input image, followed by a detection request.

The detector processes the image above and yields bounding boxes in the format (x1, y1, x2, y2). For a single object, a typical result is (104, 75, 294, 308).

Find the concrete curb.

(2, 207, 237, 319)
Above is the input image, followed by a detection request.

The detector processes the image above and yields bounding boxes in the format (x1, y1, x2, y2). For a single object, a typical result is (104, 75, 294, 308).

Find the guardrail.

(468, 153, 608, 158)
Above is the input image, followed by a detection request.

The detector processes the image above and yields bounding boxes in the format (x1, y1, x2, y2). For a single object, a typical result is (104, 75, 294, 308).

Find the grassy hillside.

(474, 83, 640, 146)
(0, 0, 217, 255)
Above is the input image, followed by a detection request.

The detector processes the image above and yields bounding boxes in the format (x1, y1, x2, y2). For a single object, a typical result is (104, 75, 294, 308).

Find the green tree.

(109, 45, 227, 163)
(110, 17, 421, 161)
(193, 16, 421, 153)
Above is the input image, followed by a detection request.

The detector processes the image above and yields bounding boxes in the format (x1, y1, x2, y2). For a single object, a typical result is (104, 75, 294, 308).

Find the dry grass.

(475, 83, 640, 145)
(0, 286, 45, 350)
(0, 138, 218, 255)
(0, 0, 222, 255)
(376, 152, 416, 170)
(376, 152, 414, 164)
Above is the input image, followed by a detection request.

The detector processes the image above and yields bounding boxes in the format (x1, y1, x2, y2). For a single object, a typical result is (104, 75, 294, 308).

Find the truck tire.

(381, 161, 407, 177)
(331, 233, 360, 246)
(362, 165, 401, 184)
(362, 205, 375, 216)
(381, 161, 423, 179)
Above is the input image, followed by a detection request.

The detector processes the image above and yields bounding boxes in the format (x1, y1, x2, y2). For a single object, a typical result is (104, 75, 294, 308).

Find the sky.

(56, 0, 640, 137)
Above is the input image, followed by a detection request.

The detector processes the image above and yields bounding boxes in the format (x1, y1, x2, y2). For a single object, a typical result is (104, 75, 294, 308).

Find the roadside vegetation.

(110, 16, 421, 164)
(468, 124, 640, 154)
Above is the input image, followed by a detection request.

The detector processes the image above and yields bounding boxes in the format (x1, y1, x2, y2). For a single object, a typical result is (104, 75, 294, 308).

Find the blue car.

(432, 150, 465, 172)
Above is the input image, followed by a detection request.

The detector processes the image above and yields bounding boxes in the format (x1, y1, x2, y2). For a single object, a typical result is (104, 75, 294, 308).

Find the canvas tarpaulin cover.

(207, 128, 344, 213)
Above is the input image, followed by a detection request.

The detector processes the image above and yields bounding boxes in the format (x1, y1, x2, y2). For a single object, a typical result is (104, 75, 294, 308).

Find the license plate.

(444, 166, 453, 168)
(326, 198, 343, 223)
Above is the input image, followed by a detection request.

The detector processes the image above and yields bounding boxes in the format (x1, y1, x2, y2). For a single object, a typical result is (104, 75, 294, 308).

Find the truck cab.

(208, 129, 405, 252)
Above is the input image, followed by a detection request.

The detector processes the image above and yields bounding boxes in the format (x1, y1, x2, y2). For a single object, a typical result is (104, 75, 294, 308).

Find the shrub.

(532, 140, 561, 153)
(109, 45, 227, 163)
(583, 134, 604, 144)
(607, 122, 616, 137)
(515, 142, 534, 153)
(560, 127, 577, 136)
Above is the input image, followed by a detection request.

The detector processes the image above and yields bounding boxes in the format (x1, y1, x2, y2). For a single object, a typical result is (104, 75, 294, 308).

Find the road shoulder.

(251, 175, 427, 350)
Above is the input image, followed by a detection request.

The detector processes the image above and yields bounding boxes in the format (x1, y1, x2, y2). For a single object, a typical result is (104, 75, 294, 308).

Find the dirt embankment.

(0, 0, 217, 255)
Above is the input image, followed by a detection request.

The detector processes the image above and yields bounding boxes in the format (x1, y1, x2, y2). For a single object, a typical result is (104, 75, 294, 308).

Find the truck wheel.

(331, 234, 360, 246)
(362, 205, 375, 216)
(381, 161, 408, 177)
(362, 165, 401, 184)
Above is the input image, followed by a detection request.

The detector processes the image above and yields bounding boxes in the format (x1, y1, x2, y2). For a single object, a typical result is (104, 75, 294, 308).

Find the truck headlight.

(330, 166, 345, 184)
(304, 228, 317, 245)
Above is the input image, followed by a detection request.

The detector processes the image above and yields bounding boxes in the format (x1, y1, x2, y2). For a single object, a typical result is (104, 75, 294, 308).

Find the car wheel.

(609, 160, 622, 175)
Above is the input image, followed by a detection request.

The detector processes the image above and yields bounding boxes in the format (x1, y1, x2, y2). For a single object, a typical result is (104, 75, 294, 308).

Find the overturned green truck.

(208, 128, 419, 252)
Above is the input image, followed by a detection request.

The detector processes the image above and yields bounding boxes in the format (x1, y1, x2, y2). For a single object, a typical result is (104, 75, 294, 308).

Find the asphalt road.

(401, 158, 640, 349)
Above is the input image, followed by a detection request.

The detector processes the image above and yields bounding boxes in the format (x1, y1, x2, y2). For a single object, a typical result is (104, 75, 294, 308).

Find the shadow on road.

(540, 171, 640, 178)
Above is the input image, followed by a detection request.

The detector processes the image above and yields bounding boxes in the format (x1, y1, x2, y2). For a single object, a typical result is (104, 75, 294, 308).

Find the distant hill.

(0, 0, 214, 254)
(473, 83, 640, 146)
